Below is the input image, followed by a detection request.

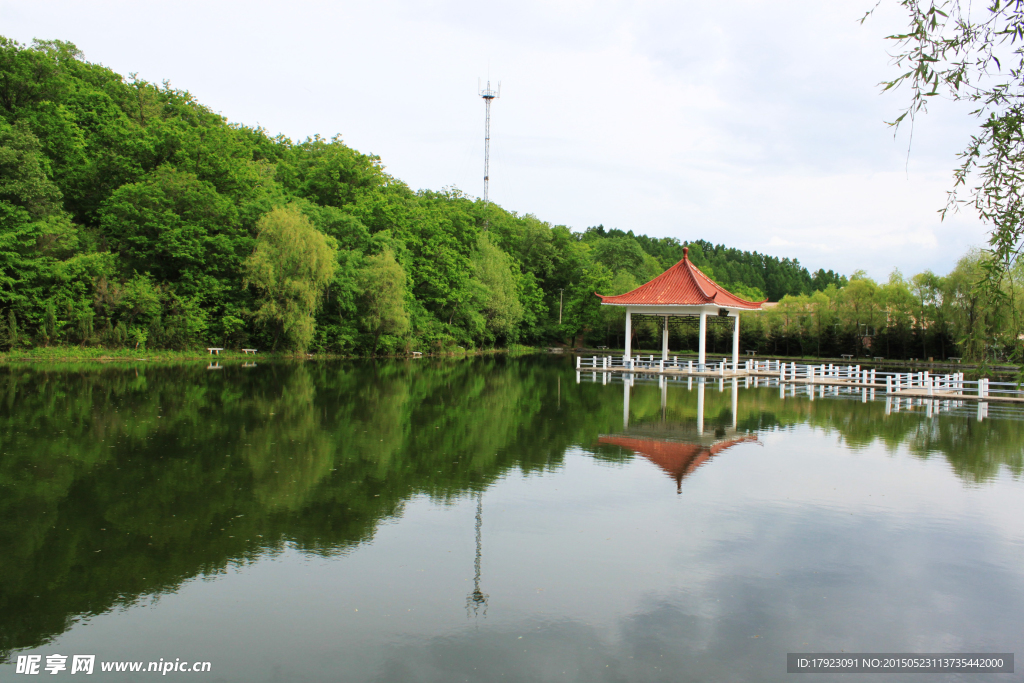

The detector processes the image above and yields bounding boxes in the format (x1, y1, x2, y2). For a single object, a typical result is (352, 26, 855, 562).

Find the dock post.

(576, 356, 581, 369)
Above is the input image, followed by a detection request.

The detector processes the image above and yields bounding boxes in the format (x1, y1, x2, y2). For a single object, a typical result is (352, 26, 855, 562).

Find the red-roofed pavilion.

(595, 247, 766, 370)
(598, 433, 758, 492)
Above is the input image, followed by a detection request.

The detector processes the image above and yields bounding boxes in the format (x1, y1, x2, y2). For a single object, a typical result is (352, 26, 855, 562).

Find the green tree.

(876, 1, 1024, 296)
(470, 235, 523, 344)
(357, 248, 410, 354)
(243, 205, 337, 351)
(99, 166, 243, 299)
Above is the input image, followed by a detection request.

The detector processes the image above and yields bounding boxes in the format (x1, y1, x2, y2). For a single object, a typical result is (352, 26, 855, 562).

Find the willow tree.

(877, 1, 1024, 353)
(471, 235, 523, 344)
(357, 248, 410, 354)
(243, 206, 337, 351)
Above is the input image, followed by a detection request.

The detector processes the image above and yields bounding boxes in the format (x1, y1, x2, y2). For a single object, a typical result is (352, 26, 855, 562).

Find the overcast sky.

(3, 0, 989, 279)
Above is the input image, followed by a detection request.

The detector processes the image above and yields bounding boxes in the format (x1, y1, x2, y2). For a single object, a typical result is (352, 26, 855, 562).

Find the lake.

(0, 356, 1021, 682)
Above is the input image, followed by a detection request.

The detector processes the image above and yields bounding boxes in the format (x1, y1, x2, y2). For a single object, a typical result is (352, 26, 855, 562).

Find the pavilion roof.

(597, 433, 758, 491)
(594, 247, 767, 309)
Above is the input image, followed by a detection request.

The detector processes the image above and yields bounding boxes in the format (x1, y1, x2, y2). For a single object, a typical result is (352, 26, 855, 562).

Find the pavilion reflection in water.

(599, 377, 758, 492)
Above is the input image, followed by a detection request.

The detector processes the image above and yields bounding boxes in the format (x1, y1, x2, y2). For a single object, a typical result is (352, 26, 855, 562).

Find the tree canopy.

(14, 35, 1006, 358)
(876, 1, 1024, 281)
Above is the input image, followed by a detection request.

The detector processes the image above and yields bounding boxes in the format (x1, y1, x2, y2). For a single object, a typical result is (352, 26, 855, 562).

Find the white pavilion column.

(623, 375, 631, 428)
(662, 315, 669, 361)
(660, 375, 667, 413)
(698, 310, 707, 370)
(731, 313, 740, 370)
(731, 377, 738, 429)
(624, 309, 632, 362)
(696, 380, 705, 435)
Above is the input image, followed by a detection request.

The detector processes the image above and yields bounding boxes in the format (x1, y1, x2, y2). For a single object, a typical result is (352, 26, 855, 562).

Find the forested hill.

(0, 37, 845, 354)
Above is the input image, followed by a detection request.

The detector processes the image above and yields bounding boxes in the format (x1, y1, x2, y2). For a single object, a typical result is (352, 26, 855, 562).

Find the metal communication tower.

(479, 80, 500, 224)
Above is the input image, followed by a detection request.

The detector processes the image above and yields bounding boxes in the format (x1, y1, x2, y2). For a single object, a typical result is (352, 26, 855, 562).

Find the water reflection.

(594, 369, 1024, 484)
(0, 357, 1021, 673)
(466, 492, 488, 618)
(604, 378, 758, 492)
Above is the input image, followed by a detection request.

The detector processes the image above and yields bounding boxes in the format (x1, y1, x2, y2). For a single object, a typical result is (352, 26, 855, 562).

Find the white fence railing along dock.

(573, 355, 1023, 402)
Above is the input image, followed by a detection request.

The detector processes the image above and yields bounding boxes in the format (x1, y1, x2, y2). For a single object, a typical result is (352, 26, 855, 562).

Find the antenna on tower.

(479, 79, 500, 229)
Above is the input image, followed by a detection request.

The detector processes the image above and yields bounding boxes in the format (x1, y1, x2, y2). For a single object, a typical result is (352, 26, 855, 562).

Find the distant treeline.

(617, 253, 1023, 364)
(3, 37, 1012, 361)
(581, 226, 846, 303)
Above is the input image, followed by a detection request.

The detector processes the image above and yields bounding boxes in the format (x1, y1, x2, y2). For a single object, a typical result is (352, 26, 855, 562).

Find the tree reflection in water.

(0, 356, 1021, 660)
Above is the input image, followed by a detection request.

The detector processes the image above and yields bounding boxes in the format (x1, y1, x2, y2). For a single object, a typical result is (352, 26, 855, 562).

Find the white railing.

(574, 355, 1022, 398)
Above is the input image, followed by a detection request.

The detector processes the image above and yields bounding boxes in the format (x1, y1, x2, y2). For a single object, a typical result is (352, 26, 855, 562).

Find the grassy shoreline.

(0, 345, 541, 364)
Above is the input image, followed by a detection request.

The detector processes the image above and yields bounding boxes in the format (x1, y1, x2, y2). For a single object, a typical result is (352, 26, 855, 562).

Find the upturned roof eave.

(593, 294, 767, 310)
(592, 249, 768, 310)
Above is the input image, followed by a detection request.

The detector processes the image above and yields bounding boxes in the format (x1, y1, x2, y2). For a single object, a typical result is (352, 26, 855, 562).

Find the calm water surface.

(0, 356, 1022, 682)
